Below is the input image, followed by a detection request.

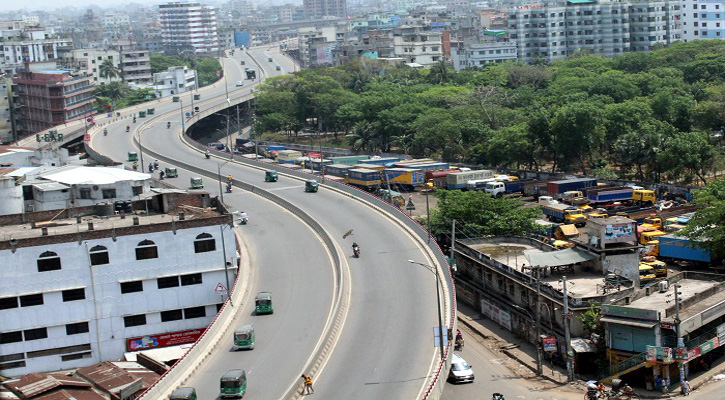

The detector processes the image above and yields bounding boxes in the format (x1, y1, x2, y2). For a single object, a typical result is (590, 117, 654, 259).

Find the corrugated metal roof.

(524, 247, 595, 267)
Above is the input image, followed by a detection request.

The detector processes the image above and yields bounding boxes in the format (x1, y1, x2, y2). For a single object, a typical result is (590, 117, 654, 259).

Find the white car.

(235, 81, 244, 87)
(448, 354, 474, 383)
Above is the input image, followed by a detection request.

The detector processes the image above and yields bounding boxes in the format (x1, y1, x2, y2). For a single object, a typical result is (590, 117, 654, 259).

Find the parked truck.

(484, 179, 534, 198)
(543, 204, 587, 226)
(560, 191, 589, 205)
(546, 178, 597, 200)
(586, 186, 634, 204)
(658, 234, 712, 267)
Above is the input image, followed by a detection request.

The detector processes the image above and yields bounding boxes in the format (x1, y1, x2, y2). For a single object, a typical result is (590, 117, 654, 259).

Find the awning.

(524, 247, 595, 267)
(570, 338, 597, 353)
(600, 316, 658, 328)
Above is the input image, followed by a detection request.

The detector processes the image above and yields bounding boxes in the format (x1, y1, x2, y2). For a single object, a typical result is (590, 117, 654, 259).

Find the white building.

(0, 193, 238, 376)
(393, 26, 445, 67)
(28, 166, 152, 213)
(153, 66, 199, 98)
(0, 28, 71, 75)
(59, 49, 122, 85)
(681, 0, 725, 41)
(297, 23, 347, 67)
(451, 41, 517, 70)
(103, 13, 131, 28)
(159, 2, 220, 54)
(120, 49, 153, 86)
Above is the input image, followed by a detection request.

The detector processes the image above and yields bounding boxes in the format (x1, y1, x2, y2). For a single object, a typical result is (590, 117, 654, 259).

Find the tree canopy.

(254, 41, 725, 184)
(682, 178, 725, 257)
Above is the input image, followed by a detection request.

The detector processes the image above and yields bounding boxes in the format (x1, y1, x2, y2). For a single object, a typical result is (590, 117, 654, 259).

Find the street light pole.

(218, 215, 234, 304)
(179, 98, 185, 132)
(425, 189, 431, 243)
(408, 260, 445, 361)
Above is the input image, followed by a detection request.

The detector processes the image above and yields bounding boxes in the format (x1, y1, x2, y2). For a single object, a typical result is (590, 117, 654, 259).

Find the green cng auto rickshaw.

(265, 170, 278, 182)
(220, 370, 247, 398)
(127, 151, 138, 162)
(165, 167, 178, 178)
(255, 291, 273, 314)
(305, 179, 319, 193)
(146, 108, 155, 115)
(190, 177, 204, 189)
(233, 324, 255, 350)
(170, 387, 197, 400)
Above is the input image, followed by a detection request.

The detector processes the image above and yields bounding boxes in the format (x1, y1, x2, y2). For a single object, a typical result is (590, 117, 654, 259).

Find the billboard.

(126, 328, 205, 351)
(602, 222, 634, 244)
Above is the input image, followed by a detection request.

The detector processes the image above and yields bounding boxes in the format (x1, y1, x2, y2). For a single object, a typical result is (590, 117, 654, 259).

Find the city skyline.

(6, 0, 303, 12)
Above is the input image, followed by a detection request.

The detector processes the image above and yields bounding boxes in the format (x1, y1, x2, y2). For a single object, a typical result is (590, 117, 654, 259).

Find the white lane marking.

(266, 185, 302, 191)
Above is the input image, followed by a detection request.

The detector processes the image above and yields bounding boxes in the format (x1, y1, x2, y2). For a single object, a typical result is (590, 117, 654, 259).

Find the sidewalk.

(456, 301, 725, 399)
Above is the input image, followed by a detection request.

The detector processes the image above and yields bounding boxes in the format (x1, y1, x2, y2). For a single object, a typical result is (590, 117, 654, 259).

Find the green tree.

(659, 131, 715, 184)
(550, 101, 606, 173)
(578, 301, 602, 335)
(428, 190, 541, 237)
(98, 58, 119, 80)
(428, 59, 452, 84)
(681, 178, 725, 257)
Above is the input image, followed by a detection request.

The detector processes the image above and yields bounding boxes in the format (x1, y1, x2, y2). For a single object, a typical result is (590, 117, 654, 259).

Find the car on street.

(235, 81, 244, 87)
(448, 353, 475, 383)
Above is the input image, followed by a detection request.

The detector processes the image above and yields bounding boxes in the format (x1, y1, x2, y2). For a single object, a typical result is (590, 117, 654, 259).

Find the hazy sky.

(7, 0, 164, 12)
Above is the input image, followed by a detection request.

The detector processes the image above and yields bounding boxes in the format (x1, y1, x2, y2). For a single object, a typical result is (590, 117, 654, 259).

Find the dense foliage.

(682, 177, 725, 257)
(428, 190, 541, 237)
(254, 42, 725, 184)
(93, 82, 156, 111)
(150, 53, 222, 86)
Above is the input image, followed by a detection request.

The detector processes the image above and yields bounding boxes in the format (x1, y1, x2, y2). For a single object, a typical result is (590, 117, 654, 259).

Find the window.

(89, 245, 109, 266)
(161, 309, 183, 322)
(20, 294, 43, 307)
(27, 344, 91, 358)
(0, 331, 22, 344)
(120, 280, 143, 294)
(124, 314, 147, 327)
(157, 276, 179, 289)
(79, 188, 91, 199)
(181, 273, 202, 286)
(132, 186, 143, 195)
(0, 297, 18, 310)
(62, 288, 85, 302)
(184, 306, 206, 319)
(61, 352, 92, 361)
(135, 240, 158, 260)
(102, 189, 116, 199)
(66, 322, 89, 335)
(37, 251, 61, 272)
(194, 233, 216, 253)
(24, 327, 48, 341)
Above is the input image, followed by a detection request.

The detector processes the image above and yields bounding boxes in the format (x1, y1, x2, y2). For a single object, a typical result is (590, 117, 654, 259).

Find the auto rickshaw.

(127, 151, 138, 162)
(305, 179, 319, 192)
(170, 387, 197, 400)
(241, 60, 245, 65)
(268, 57, 273, 62)
(190, 177, 204, 189)
(147, 108, 155, 115)
(233, 324, 255, 350)
(265, 170, 278, 182)
(255, 291, 273, 314)
(220, 370, 247, 398)
(276, 65, 281, 71)
(172, 96, 180, 103)
(165, 167, 178, 178)
(138, 111, 146, 118)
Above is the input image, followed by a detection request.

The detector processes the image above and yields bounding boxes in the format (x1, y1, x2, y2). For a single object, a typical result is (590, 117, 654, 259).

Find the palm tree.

(104, 81, 129, 100)
(428, 59, 451, 84)
(348, 121, 379, 152)
(98, 59, 120, 80)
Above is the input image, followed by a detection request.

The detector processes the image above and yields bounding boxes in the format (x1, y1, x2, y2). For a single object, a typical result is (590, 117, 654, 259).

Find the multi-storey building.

(393, 26, 446, 67)
(12, 65, 94, 137)
(59, 49, 123, 85)
(451, 40, 518, 70)
(0, 74, 16, 144)
(120, 49, 152, 86)
(159, 2, 220, 54)
(0, 34, 72, 75)
(298, 23, 347, 67)
(681, 0, 725, 41)
(0, 192, 238, 376)
(303, 0, 348, 19)
(153, 66, 199, 98)
(508, 0, 681, 63)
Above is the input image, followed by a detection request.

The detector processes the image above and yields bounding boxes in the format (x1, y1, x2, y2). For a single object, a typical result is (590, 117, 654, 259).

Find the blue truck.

(542, 204, 588, 226)
(546, 178, 598, 200)
(658, 234, 712, 266)
(586, 186, 634, 204)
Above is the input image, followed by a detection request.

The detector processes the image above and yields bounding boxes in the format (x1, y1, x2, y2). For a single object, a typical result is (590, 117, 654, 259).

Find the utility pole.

(425, 189, 431, 243)
(450, 220, 456, 272)
(226, 114, 232, 158)
(563, 276, 574, 381)
(675, 283, 685, 385)
(535, 266, 543, 376)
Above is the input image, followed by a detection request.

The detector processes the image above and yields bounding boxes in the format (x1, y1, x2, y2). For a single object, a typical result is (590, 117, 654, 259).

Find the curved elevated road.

(91, 46, 446, 399)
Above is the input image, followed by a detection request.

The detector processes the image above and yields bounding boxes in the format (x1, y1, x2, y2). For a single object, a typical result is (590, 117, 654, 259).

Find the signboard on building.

(126, 328, 206, 351)
(646, 345, 673, 364)
(543, 336, 557, 352)
(481, 298, 512, 331)
(602, 304, 659, 321)
(718, 323, 725, 344)
(602, 222, 634, 244)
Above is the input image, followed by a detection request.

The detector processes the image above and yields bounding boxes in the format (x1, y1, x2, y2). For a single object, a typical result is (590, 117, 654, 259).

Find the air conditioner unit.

(658, 281, 669, 293)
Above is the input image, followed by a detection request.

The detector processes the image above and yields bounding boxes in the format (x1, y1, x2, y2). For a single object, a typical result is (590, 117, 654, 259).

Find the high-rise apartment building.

(508, 0, 681, 63)
(12, 66, 95, 136)
(303, 0, 348, 19)
(159, 2, 219, 54)
(681, 0, 725, 41)
(0, 74, 16, 144)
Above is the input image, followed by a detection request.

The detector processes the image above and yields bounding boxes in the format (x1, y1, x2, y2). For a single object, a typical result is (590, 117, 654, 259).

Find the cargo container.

(352, 163, 385, 172)
(658, 234, 712, 266)
(426, 169, 460, 188)
(382, 168, 425, 190)
(276, 150, 303, 164)
(310, 158, 332, 171)
(400, 162, 451, 173)
(264, 145, 286, 156)
(358, 157, 401, 166)
(325, 164, 353, 178)
(466, 178, 497, 191)
(447, 170, 496, 190)
(344, 168, 382, 190)
(523, 181, 549, 199)
(547, 178, 598, 199)
(542, 204, 587, 226)
(328, 155, 371, 166)
(586, 186, 634, 204)
(391, 158, 435, 168)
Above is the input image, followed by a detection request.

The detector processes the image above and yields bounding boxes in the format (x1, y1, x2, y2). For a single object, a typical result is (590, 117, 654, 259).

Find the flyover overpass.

(82, 45, 456, 399)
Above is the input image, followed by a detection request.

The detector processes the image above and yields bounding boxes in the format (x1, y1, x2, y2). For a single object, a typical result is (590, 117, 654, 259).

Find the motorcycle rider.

(132, 162, 138, 171)
(226, 181, 233, 192)
(159, 170, 165, 180)
(103, 128, 108, 136)
(153, 160, 159, 170)
(126, 125, 130, 132)
(167, 121, 171, 128)
(205, 149, 210, 159)
(352, 242, 360, 257)
(238, 211, 249, 224)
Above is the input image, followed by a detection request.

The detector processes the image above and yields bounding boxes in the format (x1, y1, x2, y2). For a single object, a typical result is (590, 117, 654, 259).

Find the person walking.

(301, 374, 314, 394)
(681, 379, 690, 396)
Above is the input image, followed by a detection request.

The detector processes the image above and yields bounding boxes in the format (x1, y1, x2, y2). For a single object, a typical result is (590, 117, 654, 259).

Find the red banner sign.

(126, 328, 206, 351)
